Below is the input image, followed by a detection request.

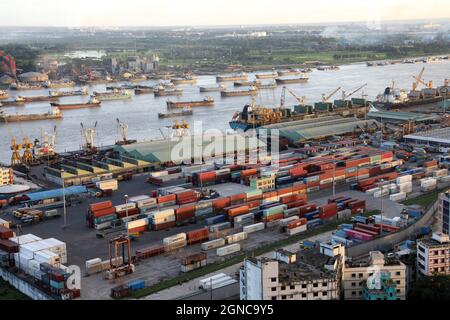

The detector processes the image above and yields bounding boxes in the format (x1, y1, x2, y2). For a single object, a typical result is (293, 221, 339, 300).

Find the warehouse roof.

(404, 127, 450, 144)
(26, 185, 87, 202)
(258, 116, 380, 142)
(115, 133, 265, 163)
(367, 110, 437, 123)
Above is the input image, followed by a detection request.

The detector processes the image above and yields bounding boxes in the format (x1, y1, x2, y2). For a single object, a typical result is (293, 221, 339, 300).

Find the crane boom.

(345, 83, 368, 99)
(282, 86, 306, 105)
(322, 87, 341, 102)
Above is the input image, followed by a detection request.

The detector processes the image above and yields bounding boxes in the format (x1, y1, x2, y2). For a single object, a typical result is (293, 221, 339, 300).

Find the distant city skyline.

(3, 0, 450, 27)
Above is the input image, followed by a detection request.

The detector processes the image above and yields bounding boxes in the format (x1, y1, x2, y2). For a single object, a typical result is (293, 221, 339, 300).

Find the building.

(417, 232, 450, 276)
(17, 71, 48, 82)
(404, 127, 450, 149)
(250, 175, 275, 191)
(0, 167, 13, 186)
(343, 251, 406, 300)
(438, 190, 450, 235)
(362, 272, 398, 300)
(240, 243, 345, 300)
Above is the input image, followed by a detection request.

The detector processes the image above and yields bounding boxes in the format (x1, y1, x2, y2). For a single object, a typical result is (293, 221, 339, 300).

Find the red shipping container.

(246, 193, 263, 201)
(136, 245, 165, 259)
(157, 194, 176, 204)
(319, 203, 338, 214)
(355, 223, 380, 234)
(277, 186, 293, 196)
(319, 211, 337, 219)
(286, 200, 306, 209)
(328, 196, 345, 204)
(424, 159, 437, 167)
(292, 183, 307, 194)
(89, 201, 112, 212)
(298, 204, 317, 215)
(354, 227, 378, 237)
(319, 183, 332, 190)
(0, 239, 19, 253)
(263, 191, 278, 199)
(306, 180, 320, 188)
(228, 205, 250, 217)
(187, 228, 209, 244)
(176, 210, 195, 221)
(369, 166, 382, 177)
(345, 229, 373, 241)
(0, 226, 13, 240)
(176, 190, 197, 200)
(116, 208, 139, 218)
(287, 218, 307, 229)
(177, 197, 197, 205)
(289, 167, 307, 177)
(230, 193, 246, 203)
(374, 223, 400, 232)
(381, 151, 394, 159)
(349, 200, 366, 209)
(92, 207, 116, 218)
(241, 168, 258, 177)
(153, 221, 176, 231)
(246, 200, 261, 209)
(128, 225, 148, 234)
(198, 171, 216, 180)
(263, 213, 284, 222)
(212, 197, 231, 213)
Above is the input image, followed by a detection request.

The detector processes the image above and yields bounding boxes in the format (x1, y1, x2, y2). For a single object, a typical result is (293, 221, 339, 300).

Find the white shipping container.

(233, 212, 254, 223)
(225, 232, 248, 244)
(439, 175, 450, 183)
(398, 182, 413, 193)
(151, 170, 169, 177)
(128, 195, 150, 203)
(287, 224, 307, 236)
(389, 192, 406, 202)
(280, 216, 299, 226)
(201, 238, 226, 251)
(163, 233, 187, 245)
(10, 234, 42, 245)
(126, 218, 148, 230)
(94, 221, 112, 230)
(28, 259, 41, 272)
(374, 189, 389, 198)
(163, 239, 187, 251)
(433, 169, 448, 178)
(396, 175, 412, 185)
(96, 179, 118, 191)
(243, 223, 265, 234)
(365, 187, 380, 195)
(86, 258, 102, 269)
(216, 243, 241, 256)
(34, 250, 60, 267)
(209, 222, 231, 233)
(136, 198, 157, 208)
(150, 209, 175, 220)
(114, 202, 137, 212)
(421, 178, 437, 187)
(199, 273, 227, 288)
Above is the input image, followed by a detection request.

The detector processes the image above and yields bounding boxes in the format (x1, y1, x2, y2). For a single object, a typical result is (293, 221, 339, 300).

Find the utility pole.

(125, 194, 129, 219)
(61, 168, 67, 229)
(379, 179, 384, 235)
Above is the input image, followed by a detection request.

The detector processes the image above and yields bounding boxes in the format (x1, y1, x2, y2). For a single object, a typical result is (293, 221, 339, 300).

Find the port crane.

(116, 118, 136, 145)
(321, 87, 341, 102)
(10, 137, 22, 166)
(341, 83, 368, 100)
(280, 86, 307, 107)
(413, 67, 433, 89)
(21, 137, 34, 165)
(80, 121, 97, 153)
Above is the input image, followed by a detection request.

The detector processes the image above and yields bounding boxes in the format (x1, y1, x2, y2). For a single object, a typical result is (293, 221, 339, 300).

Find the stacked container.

(181, 252, 207, 272)
(149, 209, 176, 230)
(86, 201, 116, 229)
(163, 233, 187, 251)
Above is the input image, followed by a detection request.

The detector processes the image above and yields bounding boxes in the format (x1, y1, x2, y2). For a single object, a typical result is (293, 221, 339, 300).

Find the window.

(302, 293, 307, 298)
(351, 291, 356, 296)
(271, 277, 277, 282)
(396, 289, 400, 293)
(313, 292, 318, 297)
(359, 291, 362, 295)
(302, 284, 307, 289)
(323, 291, 328, 296)
(322, 283, 327, 287)
(351, 273, 356, 278)
(313, 283, 318, 288)
(396, 280, 400, 285)
(281, 286, 286, 291)
(290, 294, 294, 299)
(281, 295, 286, 300)
(351, 282, 356, 287)
(271, 297, 276, 300)
(358, 273, 363, 278)
(290, 285, 295, 290)
(271, 287, 276, 292)
(396, 271, 401, 276)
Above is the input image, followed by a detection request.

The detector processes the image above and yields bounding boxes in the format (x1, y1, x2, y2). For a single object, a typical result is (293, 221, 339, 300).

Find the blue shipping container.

(204, 214, 226, 226)
(128, 279, 146, 292)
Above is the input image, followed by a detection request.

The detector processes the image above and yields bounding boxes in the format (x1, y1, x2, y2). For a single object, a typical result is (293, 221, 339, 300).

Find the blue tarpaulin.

(26, 186, 87, 202)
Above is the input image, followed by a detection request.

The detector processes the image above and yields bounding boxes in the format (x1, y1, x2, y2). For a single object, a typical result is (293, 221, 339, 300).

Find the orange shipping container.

(157, 194, 176, 203)
(241, 168, 258, 177)
(263, 191, 278, 199)
(277, 186, 293, 196)
(263, 213, 284, 222)
(89, 201, 113, 212)
(227, 205, 250, 217)
(212, 197, 231, 212)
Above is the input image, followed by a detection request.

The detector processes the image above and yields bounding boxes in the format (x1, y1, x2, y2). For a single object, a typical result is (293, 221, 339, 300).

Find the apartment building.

(417, 232, 450, 276)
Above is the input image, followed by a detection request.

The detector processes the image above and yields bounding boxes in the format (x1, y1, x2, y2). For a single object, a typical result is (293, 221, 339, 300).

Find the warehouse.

(24, 186, 88, 204)
(115, 133, 266, 164)
(404, 127, 450, 148)
(257, 116, 380, 143)
(367, 110, 438, 124)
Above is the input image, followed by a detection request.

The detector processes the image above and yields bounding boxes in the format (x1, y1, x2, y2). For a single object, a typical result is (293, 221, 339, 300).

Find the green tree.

(409, 275, 450, 300)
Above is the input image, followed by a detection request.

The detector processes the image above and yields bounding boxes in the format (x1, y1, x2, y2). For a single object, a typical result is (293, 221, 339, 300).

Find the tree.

(409, 275, 450, 300)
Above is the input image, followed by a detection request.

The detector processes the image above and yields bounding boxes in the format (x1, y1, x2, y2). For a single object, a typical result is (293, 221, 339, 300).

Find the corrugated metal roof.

(26, 186, 87, 202)
(258, 116, 380, 141)
(114, 134, 265, 163)
(367, 110, 437, 122)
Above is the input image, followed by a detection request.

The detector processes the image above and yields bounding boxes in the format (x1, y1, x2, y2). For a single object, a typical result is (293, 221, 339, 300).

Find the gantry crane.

(321, 87, 341, 102)
(21, 137, 34, 165)
(80, 121, 97, 153)
(10, 137, 22, 166)
(104, 235, 134, 280)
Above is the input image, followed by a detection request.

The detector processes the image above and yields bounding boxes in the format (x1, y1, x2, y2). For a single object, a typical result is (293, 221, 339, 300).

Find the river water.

(0, 60, 449, 164)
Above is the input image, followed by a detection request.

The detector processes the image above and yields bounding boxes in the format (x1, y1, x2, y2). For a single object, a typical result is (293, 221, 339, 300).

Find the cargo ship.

(134, 85, 154, 95)
(275, 76, 309, 84)
(166, 97, 214, 108)
(158, 107, 193, 118)
(154, 86, 183, 97)
(199, 85, 226, 92)
(171, 75, 197, 85)
(221, 86, 258, 97)
(44, 80, 76, 88)
(255, 71, 278, 79)
(22, 95, 60, 103)
(277, 69, 302, 76)
(216, 73, 248, 82)
(50, 97, 101, 110)
(0, 107, 62, 123)
(0, 90, 8, 100)
(49, 87, 89, 97)
(93, 89, 132, 101)
(9, 82, 44, 90)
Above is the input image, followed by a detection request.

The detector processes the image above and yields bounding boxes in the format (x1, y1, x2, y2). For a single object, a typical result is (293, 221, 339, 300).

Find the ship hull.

(216, 75, 248, 82)
(199, 87, 224, 92)
(50, 91, 87, 97)
(373, 96, 444, 109)
(172, 79, 197, 85)
(154, 90, 183, 97)
(23, 96, 59, 102)
(0, 114, 63, 122)
(229, 121, 253, 131)
(1, 101, 25, 107)
(277, 71, 302, 76)
(94, 94, 132, 101)
(158, 110, 193, 118)
(135, 88, 154, 94)
(275, 78, 308, 84)
(255, 73, 278, 79)
(221, 90, 258, 97)
(50, 102, 101, 110)
(167, 100, 214, 108)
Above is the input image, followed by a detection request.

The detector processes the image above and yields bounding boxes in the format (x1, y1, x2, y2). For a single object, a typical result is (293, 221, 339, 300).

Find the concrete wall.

(347, 202, 438, 258)
(0, 268, 54, 300)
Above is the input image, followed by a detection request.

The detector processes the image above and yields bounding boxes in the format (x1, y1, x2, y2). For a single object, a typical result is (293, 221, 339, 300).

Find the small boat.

(277, 69, 302, 76)
(0, 96, 26, 106)
(171, 75, 197, 85)
(49, 87, 89, 97)
(255, 72, 278, 79)
(220, 86, 259, 97)
(50, 97, 101, 110)
(199, 85, 226, 92)
(216, 73, 248, 82)
(93, 89, 132, 101)
(317, 65, 340, 71)
(158, 107, 193, 118)
(0, 107, 62, 123)
(134, 85, 154, 95)
(154, 85, 183, 97)
(0, 90, 8, 100)
(275, 76, 309, 84)
(166, 97, 214, 108)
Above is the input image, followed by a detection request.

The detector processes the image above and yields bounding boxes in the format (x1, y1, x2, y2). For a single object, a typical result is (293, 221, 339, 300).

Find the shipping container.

(225, 232, 248, 244)
(216, 243, 241, 256)
(201, 238, 226, 251)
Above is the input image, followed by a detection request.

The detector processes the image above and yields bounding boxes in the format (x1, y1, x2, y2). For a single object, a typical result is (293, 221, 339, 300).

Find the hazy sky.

(3, 0, 450, 27)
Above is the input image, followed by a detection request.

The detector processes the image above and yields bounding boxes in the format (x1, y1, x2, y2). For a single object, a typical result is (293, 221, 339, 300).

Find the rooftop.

(404, 127, 450, 144)
(346, 251, 403, 268)
(367, 110, 438, 123)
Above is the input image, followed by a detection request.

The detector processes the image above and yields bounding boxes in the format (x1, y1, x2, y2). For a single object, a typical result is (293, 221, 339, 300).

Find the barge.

(166, 97, 214, 108)
(0, 108, 62, 123)
(50, 98, 101, 110)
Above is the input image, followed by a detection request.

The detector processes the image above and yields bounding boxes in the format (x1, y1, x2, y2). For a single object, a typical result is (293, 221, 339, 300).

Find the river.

(0, 60, 449, 165)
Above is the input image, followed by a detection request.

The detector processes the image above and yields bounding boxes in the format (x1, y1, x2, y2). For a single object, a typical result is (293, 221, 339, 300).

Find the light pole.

(379, 179, 384, 235)
(125, 194, 129, 219)
(61, 168, 67, 229)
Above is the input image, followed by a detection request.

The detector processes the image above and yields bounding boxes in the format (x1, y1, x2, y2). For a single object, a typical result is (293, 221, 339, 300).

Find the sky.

(2, 0, 450, 27)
